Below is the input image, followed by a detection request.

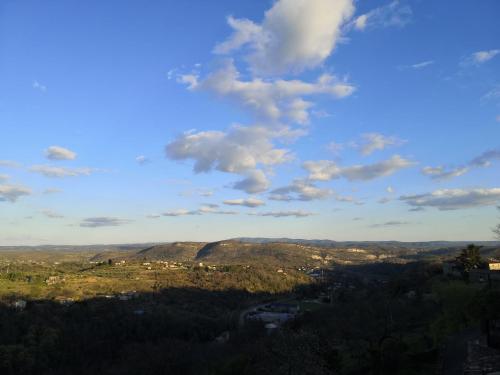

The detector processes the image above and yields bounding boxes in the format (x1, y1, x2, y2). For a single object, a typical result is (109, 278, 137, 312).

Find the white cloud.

(302, 160, 342, 181)
(353, 1, 412, 31)
(32, 80, 47, 92)
(80, 217, 131, 227)
(213, 16, 262, 55)
(356, 133, 405, 156)
(166, 126, 291, 175)
(214, 0, 355, 75)
(269, 179, 332, 201)
(0, 184, 32, 202)
(387, 186, 394, 193)
(0, 174, 9, 183)
(136, 155, 150, 165)
(45, 146, 77, 161)
(471, 49, 500, 64)
(170, 1, 361, 193)
(304, 155, 415, 182)
(180, 61, 355, 125)
(400, 188, 500, 210)
(378, 197, 391, 204)
(233, 169, 270, 194)
(354, 14, 368, 30)
(223, 197, 265, 207)
(410, 60, 434, 69)
(421, 166, 469, 181)
(30, 165, 94, 178)
(249, 210, 314, 218)
(166, 125, 283, 195)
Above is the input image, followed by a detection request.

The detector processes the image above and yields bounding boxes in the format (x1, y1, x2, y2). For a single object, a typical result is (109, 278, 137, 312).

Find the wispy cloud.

(41, 209, 64, 219)
(462, 49, 500, 66)
(162, 205, 238, 216)
(32, 80, 47, 92)
(80, 217, 131, 228)
(378, 197, 391, 204)
(198, 205, 237, 215)
(223, 198, 265, 207)
(29, 165, 95, 178)
(269, 179, 332, 201)
(370, 220, 410, 228)
(249, 210, 314, 218)
(43, 188, 63, 194)
(0, 160, 22, 168)
(0, 184, 32, 202)
(136, 155, 150, 165)
(422, 147, 500, 181)
(162, 209, 200, 217)
(400, 188, 500, 210)
(352, 1, 412, 31)
(45, 146, 77, 161)
(409, 60, 434, 69)
(421, 166, 469, 181)
(304, 155, 415, 182)
(354, 133, 406, 156)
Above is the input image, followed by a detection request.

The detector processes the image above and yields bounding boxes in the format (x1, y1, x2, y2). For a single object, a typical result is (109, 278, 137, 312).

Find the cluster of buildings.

(141, 261, 188, 270)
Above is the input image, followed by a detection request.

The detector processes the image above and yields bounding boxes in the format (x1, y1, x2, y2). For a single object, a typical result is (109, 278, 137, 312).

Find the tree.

(493, 206, 500, 240)
(456, 244, 483, 273)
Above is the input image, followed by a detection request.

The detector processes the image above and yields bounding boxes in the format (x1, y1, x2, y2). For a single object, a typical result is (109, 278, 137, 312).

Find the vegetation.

(0, 240, 499, 374)
(455, 244, 484, 273)
(494, 206, 500, 240)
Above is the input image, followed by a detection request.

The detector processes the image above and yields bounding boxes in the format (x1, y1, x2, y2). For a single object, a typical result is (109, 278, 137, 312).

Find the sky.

(1, 0, 499, 245)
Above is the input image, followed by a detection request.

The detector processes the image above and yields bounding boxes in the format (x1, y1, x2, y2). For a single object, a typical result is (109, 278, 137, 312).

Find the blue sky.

(1, 0, 499, 245)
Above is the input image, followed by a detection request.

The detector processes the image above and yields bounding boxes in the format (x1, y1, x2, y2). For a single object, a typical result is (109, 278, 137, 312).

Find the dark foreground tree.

(456, 244, 483, 273)
(493, 206, 500, 240)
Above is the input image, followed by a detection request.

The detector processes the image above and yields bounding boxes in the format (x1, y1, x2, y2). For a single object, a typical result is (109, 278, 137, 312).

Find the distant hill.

(134, 242, 206, 261)
(6, 238, 499, 267)
(234, 237, 500, 250)
(195, 240, 322, 266)
(194, 240, 393, 267)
